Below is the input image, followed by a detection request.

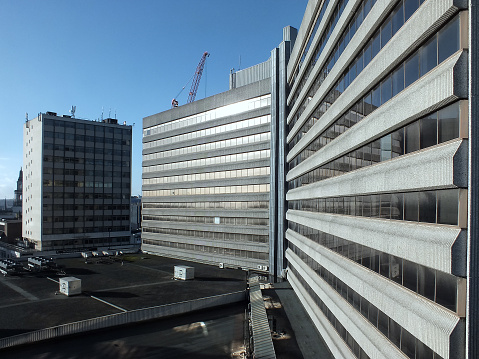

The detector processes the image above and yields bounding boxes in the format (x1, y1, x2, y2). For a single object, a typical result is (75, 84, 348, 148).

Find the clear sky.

(0, 0, 307, 199)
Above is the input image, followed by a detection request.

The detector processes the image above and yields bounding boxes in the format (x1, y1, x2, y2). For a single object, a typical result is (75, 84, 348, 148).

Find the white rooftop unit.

(59, 277, 82, 296)
(174, 265, 194, 280)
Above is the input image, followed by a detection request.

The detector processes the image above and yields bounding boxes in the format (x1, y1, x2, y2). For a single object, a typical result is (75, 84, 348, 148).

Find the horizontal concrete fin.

(286, 210, 461, 274)
(287, 245, 459, 359)
(287, 51, 466, 171)
(287, 251, 406, 359)
(287, 140, 465, 199)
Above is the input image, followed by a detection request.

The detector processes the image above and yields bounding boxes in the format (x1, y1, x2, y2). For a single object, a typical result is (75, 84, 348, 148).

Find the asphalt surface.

(0, 253, 246, 338)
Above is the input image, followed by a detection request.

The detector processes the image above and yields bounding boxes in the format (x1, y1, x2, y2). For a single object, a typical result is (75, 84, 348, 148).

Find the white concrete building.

(285, 0, 471, 358)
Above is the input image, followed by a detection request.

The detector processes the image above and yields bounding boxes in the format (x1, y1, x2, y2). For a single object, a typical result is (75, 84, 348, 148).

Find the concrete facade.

(285, 0, 470, 358)
(23, 113, 132, 251)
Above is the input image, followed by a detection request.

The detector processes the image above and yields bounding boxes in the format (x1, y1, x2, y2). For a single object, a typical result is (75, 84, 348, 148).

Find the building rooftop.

(0, 253, 246, 339)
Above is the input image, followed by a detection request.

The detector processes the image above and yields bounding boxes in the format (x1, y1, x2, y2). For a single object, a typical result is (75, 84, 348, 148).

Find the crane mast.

(172, 51, 209, 108)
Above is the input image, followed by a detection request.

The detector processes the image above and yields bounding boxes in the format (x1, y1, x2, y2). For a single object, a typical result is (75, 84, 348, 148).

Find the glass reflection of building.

(285, 1, 471, 359)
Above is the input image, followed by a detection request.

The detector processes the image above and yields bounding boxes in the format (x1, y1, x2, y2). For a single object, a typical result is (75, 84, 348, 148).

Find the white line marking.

(90, 295, 127, 312)
(47, 277, 59, 284)
(0, 277, 39, 301)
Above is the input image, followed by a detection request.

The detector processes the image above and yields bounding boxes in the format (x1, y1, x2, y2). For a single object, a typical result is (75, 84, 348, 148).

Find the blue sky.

(0, 0, 307, 198)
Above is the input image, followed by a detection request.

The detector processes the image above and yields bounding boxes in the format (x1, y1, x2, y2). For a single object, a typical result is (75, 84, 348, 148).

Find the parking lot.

(0, 253, 246, 339)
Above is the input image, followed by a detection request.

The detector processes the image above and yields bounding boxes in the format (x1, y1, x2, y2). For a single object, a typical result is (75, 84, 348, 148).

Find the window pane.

(405, 0, 419, 21)
(391, 127, 405, 158)
(420, 113, 438, 149)
(418, 191, 436, 223)
(438, 102, 460, 143)
(392, 64, 405, 97)
(418, 265, 436, 301)
(381, 17, 392, 47)
(405, 52, 419, 87)
(436, 270, 457, 311)
(389, 319, 401, 347)
(404, 192, 419, 222)
(401, 327, 417, 358)
(380, 134, 392, 161)
(403, 259, 418, 292)
(437, 189, 458, 225)
(420, 36, 438, 76)
(371, 85, 380, 110)
(438, 17, 459, 63)
(405, 121, 420, 153)
(372, 32, 380, 57)
(391, 193, 404, 220)
(416, 341, 434, 359)
(392, 2, 404, 35)
(381, 76, 392, 104)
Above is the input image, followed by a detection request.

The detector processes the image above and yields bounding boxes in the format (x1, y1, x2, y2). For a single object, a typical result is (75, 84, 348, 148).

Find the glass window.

(380, 194, 392, 219)
(419, 191, 437, 223)
(380, 134, 392, 161)
(363, 92, 373, 116)
(381, 76, 392, 104)
(372, 32, 380, 58)
(381, 16, 392, 47)
(391, 127, 405, 158)
(392, 2, 404, 35)
(371, 85, 380, 110)
(420, 113, 438, 149)
(400, 327, 417, 358)
(420, 36, 438, 76)
(416, 341, 434, 359)
(418, 265, 436, 301)
(436, 270, 457, 311)
(438, 17, 459, 63)
(438, 103, 459, 143)
(364, 41, 372, 67)
(405, 53, 419, 87)
(437, 189, 458, 225)
(392, 64, 405, 97)
(405, 121, 420, 153)
(389, 319, 401, 347)
(404, 192, 419, 221)
(404, 0, 419, 21)
(403, 259, 418, 292)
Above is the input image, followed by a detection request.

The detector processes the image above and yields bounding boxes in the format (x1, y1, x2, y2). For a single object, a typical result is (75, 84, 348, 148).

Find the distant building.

(12, 168, 22, 214)
(142, 28, 296, 274)
(130, 195, 141, 232)
(23, 112, 132, 252)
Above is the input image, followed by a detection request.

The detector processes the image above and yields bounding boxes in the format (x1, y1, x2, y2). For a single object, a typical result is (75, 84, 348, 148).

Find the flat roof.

(0, 253, 246, 339)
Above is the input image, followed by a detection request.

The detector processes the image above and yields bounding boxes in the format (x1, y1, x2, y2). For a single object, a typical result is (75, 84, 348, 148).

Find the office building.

(141, 28, 295, 274)
(23, 112, 132, 251)
(285, 0, 472, 358)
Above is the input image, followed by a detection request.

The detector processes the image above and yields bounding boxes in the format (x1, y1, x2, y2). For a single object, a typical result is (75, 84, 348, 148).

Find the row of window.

(44, 131, 130, 144)
(142, 238, 268, 261)
(40, 236, 131, 251)
(43, 143, 130, 157)
(143, 115, 270, 150)
(143, 167, 270, 186)
(143, 201, 269, 210)
(43, 180, 130, 189)
(42, 193, 130, 200)
(43, 156, 130, 167)
(287, 221, 459, 312)
(143, 215, 269, 226)
(288, 266, 370, 359)
(43, 215, 129, 223)
(288, 189, 461, 226)
(43, 226, 129, 235)
(288, 10, 459, 163)
(290, 0, 425, 135)
(43, 118, 131, 135)
(143, 150, 270, 173)
(291, 0, 375, 122)
(143, 184, 270, 197)
(289, 102, 461, 188)
(143, 132, 270, 162)
(288, 250, 443, 359)
(143, 227, 268, 244)
(144, 95, 271, 137)
(294, 0, 332, 80)
(42, 204, 129, 212)
(43, 168, 130, 178)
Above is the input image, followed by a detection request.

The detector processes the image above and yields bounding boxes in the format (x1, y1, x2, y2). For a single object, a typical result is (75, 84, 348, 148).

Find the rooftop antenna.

(109, 108, 111, 118)
(70, 106, 76, 118)
(239, 55, 241, 70)
(25, 113, 28, 122)
(101, 107, 104, 121)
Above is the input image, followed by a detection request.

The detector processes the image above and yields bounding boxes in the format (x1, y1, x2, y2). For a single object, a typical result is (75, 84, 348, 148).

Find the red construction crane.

(172, 51, 210, 108)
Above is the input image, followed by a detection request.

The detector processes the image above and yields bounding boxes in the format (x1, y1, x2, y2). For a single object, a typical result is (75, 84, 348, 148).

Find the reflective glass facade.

(142, 89, 272, 270)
